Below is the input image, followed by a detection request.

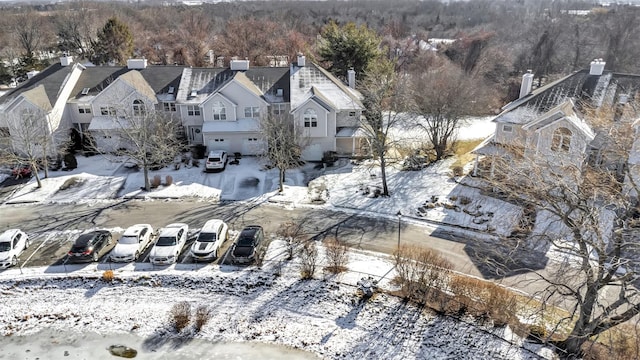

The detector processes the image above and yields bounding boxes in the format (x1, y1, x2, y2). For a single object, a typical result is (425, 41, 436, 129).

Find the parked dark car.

(231, 225, 264, 264)
(67, 230, 113, 262)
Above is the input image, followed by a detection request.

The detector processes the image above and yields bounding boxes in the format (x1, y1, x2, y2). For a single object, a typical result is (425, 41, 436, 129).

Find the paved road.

(0, 199, 484, 276)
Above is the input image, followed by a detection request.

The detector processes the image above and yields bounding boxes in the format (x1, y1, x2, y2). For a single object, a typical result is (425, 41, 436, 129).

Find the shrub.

(170, 301, 191, 332)
(458, 196, 472, 205)
(452, 165, 464, 177)
(151, 175, 161, 188)
(194, 305, 211, 332)
(299, 241, 318, 279)
(165, 175, 173, 186)
(277, 221, 307, 260)
(102, 270, 115, 282)
(393, 245, 453, 304)
(324, 236, 348, 274)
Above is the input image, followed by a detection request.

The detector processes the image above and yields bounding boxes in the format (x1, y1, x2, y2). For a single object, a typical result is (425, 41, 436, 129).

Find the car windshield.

(156, 236, 176, 246)
(237, 236, 254, 247)
(118, 236, 138, 245)
(198, 232, 217, 243)
(208, 157, 220, 162)
(0, 242, 10, 252)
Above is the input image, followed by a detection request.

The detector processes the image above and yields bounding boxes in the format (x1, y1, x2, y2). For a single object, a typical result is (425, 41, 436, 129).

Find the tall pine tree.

(91, 17, 134, 65)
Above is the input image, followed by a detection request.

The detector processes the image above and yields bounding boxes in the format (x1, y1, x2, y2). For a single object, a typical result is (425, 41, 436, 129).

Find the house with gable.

(0, 56, 84, 156)
(473, 59, 640, 185)
(0, 54, 366, 163)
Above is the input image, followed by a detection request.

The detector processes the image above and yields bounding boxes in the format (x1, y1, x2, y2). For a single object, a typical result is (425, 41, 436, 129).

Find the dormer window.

(303, 108, 317, 128)
(551, 127, 572, 152)
(133, 99, 145, 116)
(212, 101, 226, 121)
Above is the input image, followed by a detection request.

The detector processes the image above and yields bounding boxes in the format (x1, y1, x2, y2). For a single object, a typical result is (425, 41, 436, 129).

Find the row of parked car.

(0, 221, 265, 269)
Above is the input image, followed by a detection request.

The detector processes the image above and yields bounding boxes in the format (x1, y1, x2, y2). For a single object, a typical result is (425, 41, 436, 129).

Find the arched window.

(551, 127, 572, 152)
(132, 99, 145, 116)
(303, 108, 317, 128)
(212, 101, 226, 121)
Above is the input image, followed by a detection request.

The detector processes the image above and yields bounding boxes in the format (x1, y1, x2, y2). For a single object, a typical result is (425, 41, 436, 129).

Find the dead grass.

(102, 270, 114, 282)
(451, 139, 483, 171)
(194, 305, 211, 332)
(170, 301, 191, 332)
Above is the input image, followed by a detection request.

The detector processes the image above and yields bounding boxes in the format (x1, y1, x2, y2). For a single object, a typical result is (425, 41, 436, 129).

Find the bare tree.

(259, 113, 307, 193)
(0, 108, 56, 188)
(360, 59, 411, 197)
(105, 107, 183, 192)
(411, 62, 481, 161)
(483, 106, 640, 356)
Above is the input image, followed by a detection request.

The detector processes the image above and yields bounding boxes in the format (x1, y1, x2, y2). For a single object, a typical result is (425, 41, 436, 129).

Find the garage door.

(207, 138, 229, 152)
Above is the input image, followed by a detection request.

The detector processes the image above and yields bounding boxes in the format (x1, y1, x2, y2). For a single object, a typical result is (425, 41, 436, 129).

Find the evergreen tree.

(317, 21, 385, 83)
(91, 17, 134, 65)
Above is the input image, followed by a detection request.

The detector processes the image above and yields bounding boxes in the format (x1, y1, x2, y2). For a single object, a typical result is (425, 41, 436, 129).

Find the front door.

(188, 126, 203, 144)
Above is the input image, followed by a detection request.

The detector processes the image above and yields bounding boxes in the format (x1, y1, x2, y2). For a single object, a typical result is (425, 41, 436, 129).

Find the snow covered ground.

(0, 240, 555, 359)
(0, 117, 561, 358)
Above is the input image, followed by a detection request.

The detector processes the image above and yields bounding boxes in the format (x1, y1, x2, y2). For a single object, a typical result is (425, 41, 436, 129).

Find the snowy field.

(0, 240, 555, 359)
(0, 117, 563, 359)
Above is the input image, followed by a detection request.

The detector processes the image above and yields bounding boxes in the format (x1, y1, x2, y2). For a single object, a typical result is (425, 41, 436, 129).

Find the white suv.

(205, 150, 227, 171)
(190, 219, 229, 261)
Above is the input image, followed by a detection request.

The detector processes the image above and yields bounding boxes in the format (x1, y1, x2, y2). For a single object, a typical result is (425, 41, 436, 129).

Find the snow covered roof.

(290, 63, 363, 112)
(202, 118, 260, 133)
(522, 100, 595, 141)
(88, 117, 130, 130)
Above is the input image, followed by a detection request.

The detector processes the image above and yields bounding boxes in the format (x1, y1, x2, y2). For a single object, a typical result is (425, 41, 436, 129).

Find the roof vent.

(81, 87, 90, 95)
(26, 70, 40, 79)
(230, 59, 249, 71)
(590, 59, 605, 76)
(190, 90, 198, 97)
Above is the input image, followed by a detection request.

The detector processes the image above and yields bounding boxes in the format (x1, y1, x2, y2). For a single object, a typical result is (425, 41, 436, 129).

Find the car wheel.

(92, 252, 99, 262)
(24, 239, 30, 249)
(11, 256, 17, 266)
(134, 251, 140, 261)
(213, 249, 218, 259)
(175, 253, 179, 263)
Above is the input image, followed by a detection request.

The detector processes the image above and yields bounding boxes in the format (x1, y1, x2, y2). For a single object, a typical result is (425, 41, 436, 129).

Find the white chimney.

(230, 59, 249, 71)
(590, 58, 606, 76)
(519, 70, 534, 99)
(348, 69, 356, 89)
(26, 70, 40, 79)
(127, 58, 148, 69)
(60, 56, 73, 66)
(297, 53, 305, 67)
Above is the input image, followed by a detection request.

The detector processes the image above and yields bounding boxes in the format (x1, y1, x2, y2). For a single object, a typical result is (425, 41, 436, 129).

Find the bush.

(324, 236, 348, 274)
(458, 196, 472, 205)
(151, 175, 161, 188)
(165, 175, 173, 186)
(452, 165, 464, 177)
(102, 270, 115, 282)
(170, 301, 191, 332)
(277, 221, 307, 260)
(393, 245, 453, 304)
(194, 305, 211, 332)
(299, 241, 318, 279)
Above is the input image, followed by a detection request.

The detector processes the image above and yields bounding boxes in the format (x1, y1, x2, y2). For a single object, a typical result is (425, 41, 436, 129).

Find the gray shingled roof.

(0, 62, 75, 108)
(177, 67, 290, 104)
(70, 66, 186, 100)
(498, 70, 640, 123)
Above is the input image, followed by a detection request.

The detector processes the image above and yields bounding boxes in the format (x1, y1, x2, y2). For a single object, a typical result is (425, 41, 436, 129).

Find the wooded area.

(0, 0, 639, 108)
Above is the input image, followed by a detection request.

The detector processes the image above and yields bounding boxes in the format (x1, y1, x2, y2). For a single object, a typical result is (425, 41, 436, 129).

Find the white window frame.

(244, 106, 260, 118)
(303, 108, 318, 128)
(502, 124, 513, 133)
(133, 99, 146, 116)
(187, 105, 201, 116)
(272, 103, 286, 115)
(212, 101, 227, 121)
(78, 105, 92, 114)
(163, 102, 176, 112)
(100, 106, 116, 116)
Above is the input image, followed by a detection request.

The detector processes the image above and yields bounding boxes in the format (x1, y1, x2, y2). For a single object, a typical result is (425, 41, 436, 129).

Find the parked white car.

(0, 229, 29, 269)
(205, 150, 228, 171)
(149, 223, 189, 265)
(190, 219, 229, 261)
(110, 224, 154, 262)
